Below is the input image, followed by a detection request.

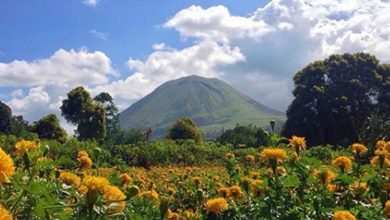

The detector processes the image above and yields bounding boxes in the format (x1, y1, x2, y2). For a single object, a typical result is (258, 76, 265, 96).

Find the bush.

(218, 124, 271, 148)
(166, 117, 203, 144)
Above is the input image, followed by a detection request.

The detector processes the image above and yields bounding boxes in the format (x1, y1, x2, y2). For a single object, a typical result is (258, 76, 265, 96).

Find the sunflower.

(371, 156, 390, 168)
(376, 140, 387, 150)
(319, 170, 336, 185)
(0, 204, 12, 220)
(15, 140, 39, 157)
(205, 198, 228, 214)
(261, 148, 288, 173)
(351, 143, 368, 155)
(77, 150, 89, 158)
(261, 148, 288, 162)
(119, 173, 132, 186)
(385, 200, 390, 218)
(332, 210, 356, 220)
(332, 156, 352, 173)
(103, 185, 126, 213)
(0, 147, 15, 184)
(139, 190, 159, 201)
(218, 187, 229, 198)
(288, 136, 306, 155)
(166, 209, 180, 220)
(183, 209, 195, 218)
(228, 185, 243, 200)
(245, 155, 255, 163)
(81, 175, 110, 193)
(59, 172, 81, 187)
(224, 153, 235, 160)
(250, 179, 264, 196)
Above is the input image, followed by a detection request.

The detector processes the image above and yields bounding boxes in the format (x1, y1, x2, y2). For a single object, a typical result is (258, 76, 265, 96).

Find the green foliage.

(0, 100, 12, 134)
(94, 92, 120, 141)
(166, 117, 203, 144)
(283, 53, 389, 146)
(30, 114, 67, 143)
(307, 145, 333, 162)
(108, 140, 257, 167)
(217, 124, 271, 148)
(10, 115, 37, 140)
(105, 128, 145, 146)
(357, 109, 390, 151)
(60, 87, 106, 141)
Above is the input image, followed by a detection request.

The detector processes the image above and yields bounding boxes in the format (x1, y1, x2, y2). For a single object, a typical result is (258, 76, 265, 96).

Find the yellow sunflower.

(0, 147, 15, 184)
(0, 204, 12, 220)
(15, 140, 39, 157)
(332, 156, 352, 172)
(103, 185, 126, 213)
(205, 198, 228, 214)
(332, 210, 356, 220)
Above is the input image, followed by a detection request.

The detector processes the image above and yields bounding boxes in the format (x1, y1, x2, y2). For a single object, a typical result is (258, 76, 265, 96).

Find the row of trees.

(0, 100, 69, 142)
(0, 88, 144, 145)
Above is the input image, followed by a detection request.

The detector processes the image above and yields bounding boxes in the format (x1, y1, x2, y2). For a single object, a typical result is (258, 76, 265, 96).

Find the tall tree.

(61, 87, 106, 141)
(93, 92, 120, 138)
(31, 114, 67, 142)
(283, 53, 387, 146)
(0, 101, 12, 134)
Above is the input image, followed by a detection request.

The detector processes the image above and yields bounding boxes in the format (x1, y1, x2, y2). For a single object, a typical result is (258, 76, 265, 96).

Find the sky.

(1, 0, 390, 133)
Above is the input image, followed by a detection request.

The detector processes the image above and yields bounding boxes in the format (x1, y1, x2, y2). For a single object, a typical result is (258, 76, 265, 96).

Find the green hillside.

(119, 75, 285, 139)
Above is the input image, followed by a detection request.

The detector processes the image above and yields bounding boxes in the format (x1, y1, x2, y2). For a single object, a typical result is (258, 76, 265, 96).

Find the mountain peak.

(119, 76, 285, 139)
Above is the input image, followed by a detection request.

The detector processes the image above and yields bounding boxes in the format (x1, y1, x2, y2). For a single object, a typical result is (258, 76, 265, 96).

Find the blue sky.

(0, 0, 267, 74)
(0, 0, 389, 132)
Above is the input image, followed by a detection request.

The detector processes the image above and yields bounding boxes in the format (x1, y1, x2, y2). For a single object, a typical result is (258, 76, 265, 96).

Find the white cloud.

(7, 86, 50, 116)
(152, 43, 166, 50)
(0, 48, 115, 87)
(83, 0, 101, 7)
(164, 1, 390, 110)
(91, 40, 245, 110)
(165, 5, 274, 42)
(90, 29, 108, 40)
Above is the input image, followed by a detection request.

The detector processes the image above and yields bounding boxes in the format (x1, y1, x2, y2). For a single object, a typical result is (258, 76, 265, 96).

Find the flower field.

(1, 137, 390, 219)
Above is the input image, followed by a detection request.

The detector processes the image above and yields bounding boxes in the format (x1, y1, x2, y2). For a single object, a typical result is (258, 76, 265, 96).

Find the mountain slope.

(119, 75, 285, 139)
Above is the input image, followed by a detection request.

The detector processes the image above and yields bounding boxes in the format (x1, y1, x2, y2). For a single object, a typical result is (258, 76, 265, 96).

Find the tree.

(93, 92, 120, 139)
(378, 64, 390, 119)
(282, 53, 388, 146)
(0, 101, 12, 134)
(10, 115, 32, 138)
(31, 114, 67, 142)
(60, 87, 106, 141)
(217, 124, 270, 148)
(166, 117, 203, 144)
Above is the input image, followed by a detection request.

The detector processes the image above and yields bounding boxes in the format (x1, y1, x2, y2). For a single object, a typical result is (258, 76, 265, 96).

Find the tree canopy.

(0, 101, 12, 134)
(166, 117, 203, 144)
(31, 114, 67, 142)
(282, 53, 389, 146)
(60, 87, 106, 141)
(217, 124, 270, 148)
(93, 92, 120, 140)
